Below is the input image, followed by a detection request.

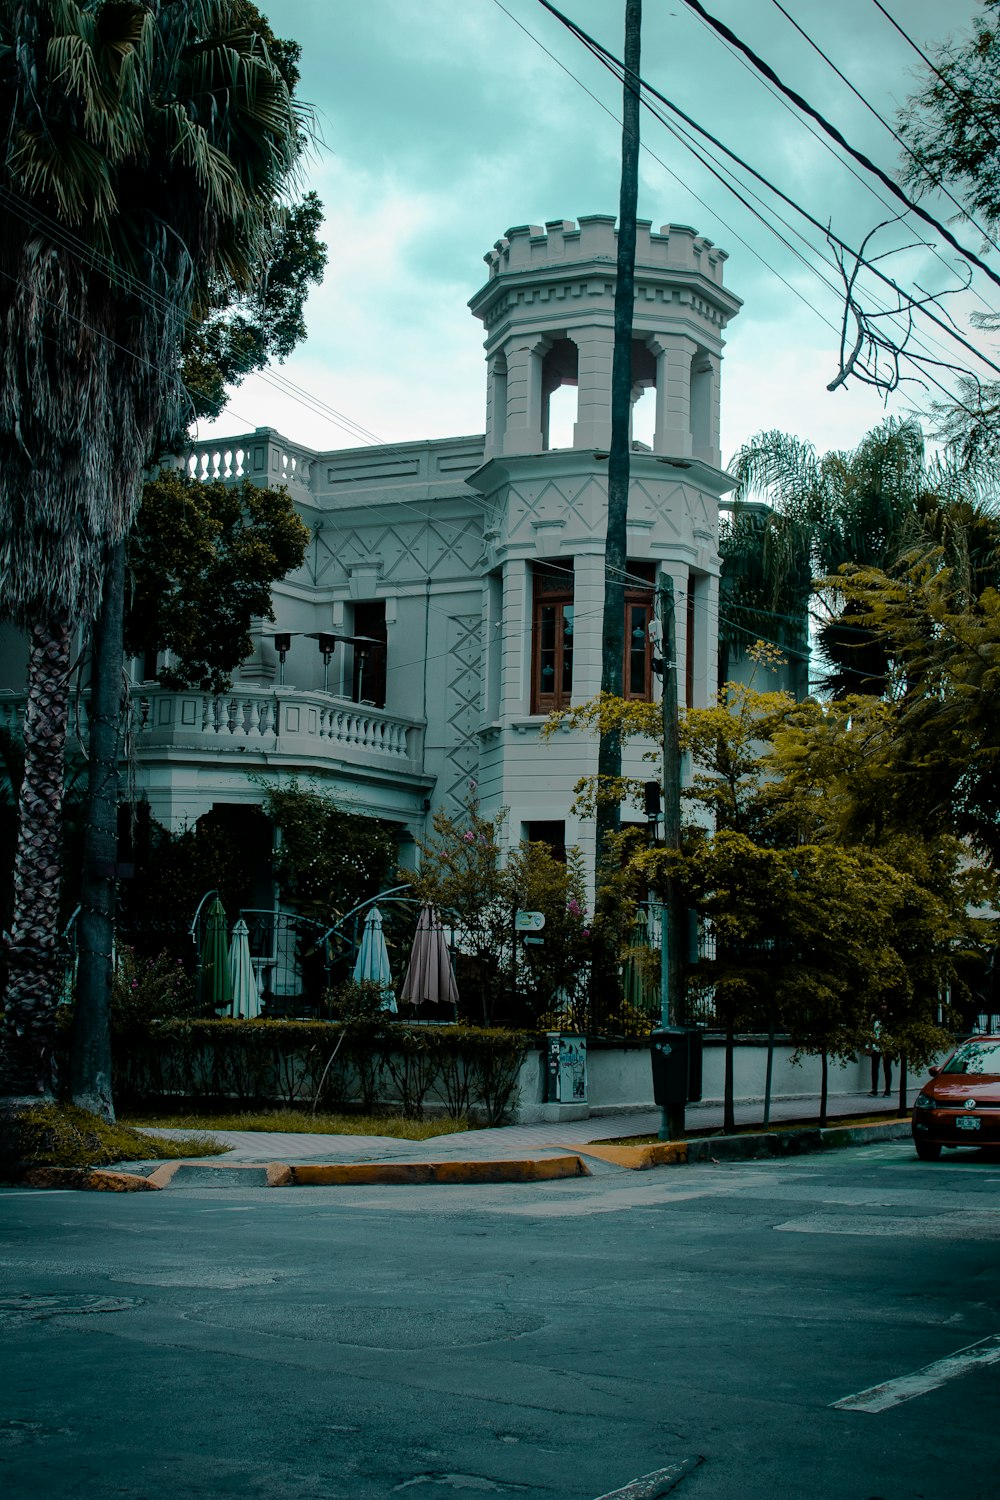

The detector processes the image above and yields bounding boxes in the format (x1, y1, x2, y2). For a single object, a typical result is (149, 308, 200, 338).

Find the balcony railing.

(1, 685, 424, 770)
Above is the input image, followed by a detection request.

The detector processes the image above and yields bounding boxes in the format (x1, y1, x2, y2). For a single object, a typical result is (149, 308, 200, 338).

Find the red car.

(911, 1035, 1000, 1160)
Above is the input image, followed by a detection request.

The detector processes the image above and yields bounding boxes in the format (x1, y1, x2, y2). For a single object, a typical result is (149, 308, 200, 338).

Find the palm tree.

(723, 419, 979, 696)
(0, 2, 301, 1100)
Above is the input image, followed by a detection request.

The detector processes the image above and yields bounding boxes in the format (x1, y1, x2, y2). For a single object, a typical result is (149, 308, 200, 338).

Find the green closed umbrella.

(200, 896, 232, 1012)
(622, 906, 656, 1015)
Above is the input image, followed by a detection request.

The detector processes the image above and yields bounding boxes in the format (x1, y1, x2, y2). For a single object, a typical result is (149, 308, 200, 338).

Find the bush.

(110, 1018, 529, 1126)
(111, 946, 199, 1027)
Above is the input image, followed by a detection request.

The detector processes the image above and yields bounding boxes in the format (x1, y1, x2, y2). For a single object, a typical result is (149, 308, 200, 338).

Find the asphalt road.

(2, 1142, 999, 1500)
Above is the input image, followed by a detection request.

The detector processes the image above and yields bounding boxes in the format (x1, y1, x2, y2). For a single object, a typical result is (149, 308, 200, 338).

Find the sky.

(197, 0, 992, 468)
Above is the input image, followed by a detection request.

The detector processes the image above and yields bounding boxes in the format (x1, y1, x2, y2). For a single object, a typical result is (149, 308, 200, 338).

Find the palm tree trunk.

(724, 1015, 736, 1133)
(1, 616, 73, 1100)
(70, 542, 125, 1119)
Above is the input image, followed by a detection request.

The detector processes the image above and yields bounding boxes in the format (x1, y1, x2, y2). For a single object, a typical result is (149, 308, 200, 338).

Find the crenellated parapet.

(482, 215, 730, 288)
(469, 213, 742, 464)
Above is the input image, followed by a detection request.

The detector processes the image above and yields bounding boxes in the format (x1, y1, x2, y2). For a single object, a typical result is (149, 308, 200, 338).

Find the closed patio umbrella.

(353, 904, 396, 1012)
(401, 903, 459, 1011)
(228, 917, 261, 1019)
(622, 906, 656, 1015)
(200, 895, 232, 1012)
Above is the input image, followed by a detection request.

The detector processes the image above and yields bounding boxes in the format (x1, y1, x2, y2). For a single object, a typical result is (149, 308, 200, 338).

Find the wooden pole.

(593, 0, 641, 1022)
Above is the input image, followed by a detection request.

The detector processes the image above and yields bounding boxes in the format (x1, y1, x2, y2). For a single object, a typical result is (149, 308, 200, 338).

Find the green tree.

(407, 794, 593, 1028)
(265, 784, 397, 927)
(70, 5, 323, 1117)
(727, 420, 939, 696)
(182, 189, 326, 421)
(896, 2, 1000, 461)
(126, 469, 309, 693)
(0, 1, 301, 1103)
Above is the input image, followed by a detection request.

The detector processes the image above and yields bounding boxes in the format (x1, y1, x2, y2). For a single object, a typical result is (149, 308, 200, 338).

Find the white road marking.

(776, 1210, 1000, 1238)
(593, 1458, 703, 1499)
(832, 1334, 1000, 1412)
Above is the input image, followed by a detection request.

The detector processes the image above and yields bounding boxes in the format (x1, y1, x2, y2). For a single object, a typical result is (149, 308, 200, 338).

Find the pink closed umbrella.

(401, 904, 459, 1010)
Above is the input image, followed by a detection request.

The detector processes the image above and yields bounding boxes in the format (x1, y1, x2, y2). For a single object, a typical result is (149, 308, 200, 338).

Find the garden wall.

(510, 1038, 874, 1123)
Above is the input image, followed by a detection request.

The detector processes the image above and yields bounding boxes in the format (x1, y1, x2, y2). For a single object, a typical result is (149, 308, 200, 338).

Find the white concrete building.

(1, 214, 745, 883)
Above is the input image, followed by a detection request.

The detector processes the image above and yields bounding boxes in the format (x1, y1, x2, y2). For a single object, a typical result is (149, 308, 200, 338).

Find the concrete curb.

(17, 1166, 161, 1192)
(284, 1155, 590, 1186)
(570, 1116, 912, 1169)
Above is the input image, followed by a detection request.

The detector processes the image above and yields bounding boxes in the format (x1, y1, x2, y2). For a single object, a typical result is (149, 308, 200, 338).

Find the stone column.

(500, 559, 529, 715)
(572, 326, 614, 450)
(691, 351, 722, 467)
(502, 342, 544, 455)
(651, 333, 698, 457)
(571, 550, 605, 703)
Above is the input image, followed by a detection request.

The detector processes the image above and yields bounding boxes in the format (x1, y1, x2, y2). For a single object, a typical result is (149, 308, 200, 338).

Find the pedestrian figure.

(869, 1012, 892, 1097)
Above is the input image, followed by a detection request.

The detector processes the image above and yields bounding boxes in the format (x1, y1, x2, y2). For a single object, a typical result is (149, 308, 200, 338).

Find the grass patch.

(1, 1103, 226, 1171)
(123, 1108, 473, 1141)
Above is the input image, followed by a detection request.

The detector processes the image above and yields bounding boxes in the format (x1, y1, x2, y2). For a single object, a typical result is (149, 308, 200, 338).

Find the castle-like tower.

(467, 216, 742, 867)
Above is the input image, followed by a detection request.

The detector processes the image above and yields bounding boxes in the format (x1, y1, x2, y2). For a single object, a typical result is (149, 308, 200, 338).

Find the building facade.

(1, 214, 745, 885)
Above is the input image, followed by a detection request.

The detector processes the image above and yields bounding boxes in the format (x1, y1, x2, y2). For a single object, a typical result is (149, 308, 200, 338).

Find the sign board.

(514, 910, 545, 933)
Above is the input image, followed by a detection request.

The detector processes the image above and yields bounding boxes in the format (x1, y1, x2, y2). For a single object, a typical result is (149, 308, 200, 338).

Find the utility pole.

(657, 573, 685, 1140)
(593, 0, 641, 1016)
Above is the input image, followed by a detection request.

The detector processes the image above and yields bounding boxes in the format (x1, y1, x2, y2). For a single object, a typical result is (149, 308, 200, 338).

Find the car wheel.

(915, 1139, 942, 1162)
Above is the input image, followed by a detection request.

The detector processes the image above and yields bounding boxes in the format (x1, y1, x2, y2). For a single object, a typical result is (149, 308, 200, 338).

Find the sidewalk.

(141, 1087, 918, 1168)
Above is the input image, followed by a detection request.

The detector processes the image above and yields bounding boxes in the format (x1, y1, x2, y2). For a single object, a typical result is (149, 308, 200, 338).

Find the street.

(1, 1142, 998, 1500)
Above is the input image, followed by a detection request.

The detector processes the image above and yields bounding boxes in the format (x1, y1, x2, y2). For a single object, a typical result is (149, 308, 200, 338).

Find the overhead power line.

(534, 0, 1000, 388)
(870, 0, 1000, 156)
(770, 0, 1000, 265)
(674, 0, 1000, 295)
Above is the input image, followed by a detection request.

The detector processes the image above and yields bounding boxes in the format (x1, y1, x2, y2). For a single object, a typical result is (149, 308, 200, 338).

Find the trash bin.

(650, 1027, 689, 1108)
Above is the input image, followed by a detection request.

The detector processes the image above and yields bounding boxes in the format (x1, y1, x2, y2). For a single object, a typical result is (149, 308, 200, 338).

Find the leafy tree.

(406, 794, 593, 1028)
(183, 190, 326, 421)
(896, 2, 1000, 461)
(126, 469, 310, 693)
(0, 1, 302, 1104)
(828, 560, 1000, 866)
(265, 784, 397, 927)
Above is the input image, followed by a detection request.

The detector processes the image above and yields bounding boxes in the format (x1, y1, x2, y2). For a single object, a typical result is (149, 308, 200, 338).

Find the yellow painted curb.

(284, 1154, 590, 1187)
(21, 1166, 161, 1192)
(147, 1161, 183, 1189)
(569, 1141, 688, 1170)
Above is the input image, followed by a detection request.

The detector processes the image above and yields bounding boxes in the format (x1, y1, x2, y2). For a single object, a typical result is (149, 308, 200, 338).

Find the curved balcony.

(1, 685, 426, 777)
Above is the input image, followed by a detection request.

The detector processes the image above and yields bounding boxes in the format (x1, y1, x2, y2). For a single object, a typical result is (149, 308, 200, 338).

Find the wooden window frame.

(531, 566, 574, 714)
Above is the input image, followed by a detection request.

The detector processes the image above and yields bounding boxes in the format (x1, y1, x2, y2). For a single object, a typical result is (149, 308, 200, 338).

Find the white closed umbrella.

(353, 905, 396, 1013)
(229, 918, 261, 1019)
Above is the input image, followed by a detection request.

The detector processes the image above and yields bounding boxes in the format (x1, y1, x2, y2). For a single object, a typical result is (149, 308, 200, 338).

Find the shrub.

(110, 1018, 529, 1126)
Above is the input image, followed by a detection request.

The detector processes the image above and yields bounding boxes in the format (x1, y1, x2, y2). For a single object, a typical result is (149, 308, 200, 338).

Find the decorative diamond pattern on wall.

(310, 518, 482, 587)
(507, 473, 596, 533)
(443, 613, 483, 816)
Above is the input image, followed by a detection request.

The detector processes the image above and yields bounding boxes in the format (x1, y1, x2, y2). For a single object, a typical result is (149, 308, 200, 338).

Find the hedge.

(111, 1019, 530, 1126)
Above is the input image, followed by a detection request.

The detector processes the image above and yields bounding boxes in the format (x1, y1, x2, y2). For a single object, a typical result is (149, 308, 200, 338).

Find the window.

(523, 820, 566, 863)
(531, 564, 574, 713)
(624, 563, 655, 701)
(350, 601, 387, 708)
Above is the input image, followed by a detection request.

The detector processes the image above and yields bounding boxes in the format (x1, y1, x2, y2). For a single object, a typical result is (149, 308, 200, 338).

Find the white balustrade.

(135, 685, 416, 764)
(0, 687, 419, 770)
(181, 439, 312, 489)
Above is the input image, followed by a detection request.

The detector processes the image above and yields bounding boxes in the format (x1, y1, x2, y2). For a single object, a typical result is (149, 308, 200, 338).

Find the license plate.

(957, 1116, 981, 1131)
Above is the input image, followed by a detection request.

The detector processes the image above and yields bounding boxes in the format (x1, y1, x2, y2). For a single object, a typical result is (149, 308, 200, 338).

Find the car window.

(941, 1040, 1000, 1075)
